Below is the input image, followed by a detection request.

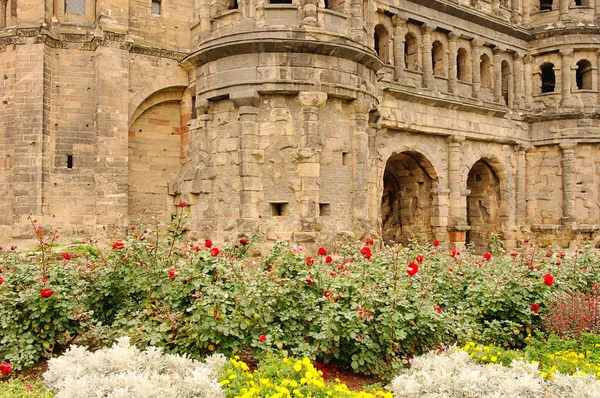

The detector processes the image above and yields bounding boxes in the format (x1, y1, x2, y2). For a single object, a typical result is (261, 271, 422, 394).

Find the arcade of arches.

(381, 153, 503, 253)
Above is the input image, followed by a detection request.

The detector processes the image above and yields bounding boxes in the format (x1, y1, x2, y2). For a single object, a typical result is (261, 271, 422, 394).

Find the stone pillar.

(471, 39, 481, 99)
(511, 0, 522, 23)
(447, 135, 468, 249)
(296, 92, 327, 236)
(193, 99, 211, 158)
(492, 0, 500, 14)
(522, 0, 531, 26)
(525, 146, 537, 226)
(351, 99, 371, 234)
(559, 0, 571, 20)
(365, 0, 375, 48)
(560, 143, 576, 224)
(448, 32, 459, 94)
(392, 15, 408, 81)
(94, 44, 130, 231)
(493, 48, 503, 103)
(524, 54, 533, 109)
(349, 0, 364, 42)
(561, 49, 573, 107)
(232, 92, 262, 219)
(516, 145, 528, 226)
(367, 110, 381, 231)
(513, 53, 523, 108)
(300, 0, 319, 27)
(421, 24, 435, 89)
(199, 0, 211, 39)
(0, 0, 6, 28)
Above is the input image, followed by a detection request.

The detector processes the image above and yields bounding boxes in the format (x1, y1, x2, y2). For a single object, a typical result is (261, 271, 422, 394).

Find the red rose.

(531, 303, 540, 314)
(433, 240, 440, 247)
(41, 276, 48, 283)
(356, 335, 360, 339)
(240, 238, 248, 245)
(305, 257, 314, 266)
(544, 273, 554, 286)
(360, 246, 372, 259)
(483, 252, 491, 261)
(434, 305, 441, 314)
(510, 253, 517, 257)
(415, 255, 424, 264)
(407, 262, 419, 277)
(306, 279, 313, 286)
(545, 252, 552, 258)
(0, 277, 3, 285)
(193, 245, 200, 252)
(210, 247, 220, 257)
(168, 269, 175, 280)
(204, 240, 212, 248)
(10, 246, 15, 251)
(317, 247, 327, 256)
(40, 288, 53, 298)
(0, 362, 11, 376)
(259, 335, 267, 343)
(324, 290, 332, 297)
(112, 240, 124, 250)
(178, 201, 187, 208)
(325, 255, 332, 263)
(365, 237, 374, 245)
(62, 253, 71, 260)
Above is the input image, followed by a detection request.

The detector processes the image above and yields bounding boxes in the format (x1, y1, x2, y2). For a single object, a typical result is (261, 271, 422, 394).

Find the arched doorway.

(382, 152, 437, 245)
(466, 159, 502, 252)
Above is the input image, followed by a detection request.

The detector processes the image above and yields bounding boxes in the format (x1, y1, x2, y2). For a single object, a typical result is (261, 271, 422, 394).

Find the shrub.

(0, 379, 54, 398)
(544, 290, 600, 339)
(390, 349, 600, 397)
(43, 337, 226, 398)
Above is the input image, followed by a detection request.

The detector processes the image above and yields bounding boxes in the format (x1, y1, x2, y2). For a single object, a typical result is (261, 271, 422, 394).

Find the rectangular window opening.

(319, 203, 331, 217)
(151, 0, 161, 15)
(342, 152, 349, 165)
(67, 154, 73, 169)
(270, 202, 289, 217)
(65, 0, 86, 14)
(191, 95, 197, 119)
(270, 0, 293, 4)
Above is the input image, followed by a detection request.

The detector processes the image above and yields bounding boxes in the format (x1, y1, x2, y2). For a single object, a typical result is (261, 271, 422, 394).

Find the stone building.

(1, 0, 599, 251)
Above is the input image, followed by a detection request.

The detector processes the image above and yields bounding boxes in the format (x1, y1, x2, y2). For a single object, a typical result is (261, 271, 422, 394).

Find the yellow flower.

(491, 356, 498, 363)
(221, 380, 230, 386)
(302, 357, 311, 366)
(294, 362, 303, 372)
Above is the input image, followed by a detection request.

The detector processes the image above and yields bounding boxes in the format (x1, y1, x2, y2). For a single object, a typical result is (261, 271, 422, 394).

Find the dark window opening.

(574, 0, 582, 5)
(576, 59, 593, 90)
(404, 34, 418, 70)
(501, 60, 510, 105)
(229, 0, 238, 9)
(191, 96, 197, 119)
(151, 0, 161, 15)
(270, 0, 293, 4)
(541, 63, 556, 93)
(270, 202, 289, 216)
(67, 154, 73, 169)
(540, 0, 552, 11)
(374, 24, 390, 63)
(342, 152, 349, 165)
(457, 48, 469, 82)
(432, 41, 445, 77)
(319, 203, 331, 217)
(480, 54, 492, 89)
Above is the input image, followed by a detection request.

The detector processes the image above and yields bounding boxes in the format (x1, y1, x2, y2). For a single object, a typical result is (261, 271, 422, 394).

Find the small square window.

(65, 0, 86, 14)
(270, 202, 289, 217)
(342, 152, 349, 165)
(151, 0, 161, 15)
(319, 203, 330, 217)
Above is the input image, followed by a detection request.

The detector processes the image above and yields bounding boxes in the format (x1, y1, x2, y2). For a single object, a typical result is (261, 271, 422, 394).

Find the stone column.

(392, 15, 408, 81)
(199, 0, 211, 39)
(300, 0, 319, 27)
(448, 32, 459, 94)
(0, 0, 7, 28)
(524, 54, 533, 109)
(511, 0, 522, 23)
(560, 49, 574, 107)
(560, 143, 576, 224)
(447, 135, 468, 249)
(559, 0, 571, 20)
(351, 99, 371, 233)
(232, 92, 262, 219)
(365, 0, 375, 48)
(421, 24, 435, 89)
(349, 0, 364, 42)
(493, 48, 503, 103)
(522, 0, 531, 26)
(191, 98, 211, 159)
(367, 110, 381, 231)
(596, 0, 600, 20)
(513, 53, 523, 108)
(525, 146, 537, 225)
(516, 145, 528, 226)
(296, 92, 327, 236)
(492, 0, 500, 14)
(471, 39, 481, 99)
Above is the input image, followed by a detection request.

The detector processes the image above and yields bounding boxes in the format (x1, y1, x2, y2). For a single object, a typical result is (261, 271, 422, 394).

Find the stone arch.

(501, 59, 511, 105)
(374, 24, 391, 64)
(457, 47, 470, 82)
(129, 72, 189, 124)
(404, 33, 419, 70)
(576, 59, 593, 90)
(432, 40, 445, 77)
(480, 53, 492, 89)
(381, 150, 440, 245)
(128, 88, 188, 224)
(465, 156, 507, 253)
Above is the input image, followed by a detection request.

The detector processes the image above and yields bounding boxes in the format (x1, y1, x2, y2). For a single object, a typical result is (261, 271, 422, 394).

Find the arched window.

(540, 0, 552, 11)
(501, 60, 511, 105)
(374, 25, 390, 63)
(457, 47, 470, 81)
(576, 59, 592, 90)
(540, 63, 555, 93)
(404, 33, 418, 70)
(480, 54, 492, 89)
(432, 41, 445, 77)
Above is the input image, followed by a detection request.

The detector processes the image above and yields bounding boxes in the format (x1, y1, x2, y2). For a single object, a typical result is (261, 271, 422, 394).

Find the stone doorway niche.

(466, 159, 502, 253)
(381, 152, 437, 245)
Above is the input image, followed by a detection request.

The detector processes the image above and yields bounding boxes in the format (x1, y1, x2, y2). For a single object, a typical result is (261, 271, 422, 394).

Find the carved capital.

(230, 90, 261, 108)
(448, 134, 466, 144)
(512, 52, 523, 61)
(560, 48, 573, 57)
(559, 142, 577, 151)
(392, 14, 408, 27)
(298, 91, 327, 108)
(352, 98, 372, 114)
(447, 31, 461, 42)
(420, 23, 435, 34)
